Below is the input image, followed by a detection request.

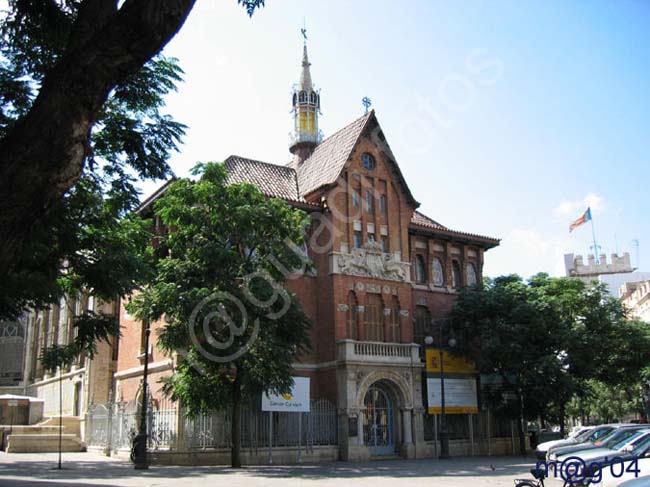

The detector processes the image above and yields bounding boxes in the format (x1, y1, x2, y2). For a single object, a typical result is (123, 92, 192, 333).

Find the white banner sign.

(262, 376, 310, 412)
(427, 378, 478, 414)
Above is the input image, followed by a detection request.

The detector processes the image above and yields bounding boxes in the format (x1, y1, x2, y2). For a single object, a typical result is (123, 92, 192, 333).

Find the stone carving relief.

(366, 283, 381, 294)
(334, 242, 411, 282)
(337, 303, 349, 312)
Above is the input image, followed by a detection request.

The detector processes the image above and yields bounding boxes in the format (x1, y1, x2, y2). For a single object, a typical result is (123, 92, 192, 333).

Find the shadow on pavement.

(0, 453, 537, 483)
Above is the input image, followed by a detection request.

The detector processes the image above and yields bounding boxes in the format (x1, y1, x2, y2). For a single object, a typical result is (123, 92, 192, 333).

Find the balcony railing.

(337, 339, 420, 364)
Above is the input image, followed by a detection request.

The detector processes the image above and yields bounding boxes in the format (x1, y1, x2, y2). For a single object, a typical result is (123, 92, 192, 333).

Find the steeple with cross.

(290, 28, 321, 164)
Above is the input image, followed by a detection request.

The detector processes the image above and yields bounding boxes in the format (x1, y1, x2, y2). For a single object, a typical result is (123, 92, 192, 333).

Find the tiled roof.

(224, 156, 304, 203)
(410, 210, 500, 248)
(294, 112, 372, 196)
(410, 211, 447, 230)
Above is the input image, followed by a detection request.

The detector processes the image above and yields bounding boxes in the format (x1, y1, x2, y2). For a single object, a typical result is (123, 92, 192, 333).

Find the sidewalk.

(0, 451, 554, 487)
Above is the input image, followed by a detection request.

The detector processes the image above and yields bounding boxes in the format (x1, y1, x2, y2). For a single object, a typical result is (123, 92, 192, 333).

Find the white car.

(535, 426, 596, 460)
(587, 458, 650, 487)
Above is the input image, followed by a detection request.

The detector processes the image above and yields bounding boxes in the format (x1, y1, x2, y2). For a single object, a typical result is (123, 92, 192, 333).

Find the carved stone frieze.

(332, 242, 411, 282)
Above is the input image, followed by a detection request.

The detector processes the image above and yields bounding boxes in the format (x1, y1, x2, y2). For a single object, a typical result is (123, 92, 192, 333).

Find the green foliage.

(128, 162, 312, 416)
(450, 273, 650, 423)
(0, 2, 185, 319)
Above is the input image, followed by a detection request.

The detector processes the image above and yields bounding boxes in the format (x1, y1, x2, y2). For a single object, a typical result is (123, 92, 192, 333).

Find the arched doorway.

(363, 385, 395, 455)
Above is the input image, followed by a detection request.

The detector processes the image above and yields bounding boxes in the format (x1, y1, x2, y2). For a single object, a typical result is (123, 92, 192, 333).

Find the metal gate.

(363, 386, 394, 455)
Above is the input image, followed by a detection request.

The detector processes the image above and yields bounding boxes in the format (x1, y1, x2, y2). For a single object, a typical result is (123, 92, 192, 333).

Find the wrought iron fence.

(86, 399, 177, 452)
(185, 398, 337, 451)
(86, 398, 337, 453)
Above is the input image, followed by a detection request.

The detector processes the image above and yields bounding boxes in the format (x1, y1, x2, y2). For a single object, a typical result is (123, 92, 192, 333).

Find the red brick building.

(113, 43, 499, 461)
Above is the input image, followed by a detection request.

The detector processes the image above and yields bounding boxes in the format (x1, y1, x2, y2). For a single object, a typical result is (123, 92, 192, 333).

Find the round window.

(361, 153, 376, 171)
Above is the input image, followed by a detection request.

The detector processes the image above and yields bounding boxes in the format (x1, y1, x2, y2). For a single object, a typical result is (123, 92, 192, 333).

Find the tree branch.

(0, 0, 196, 277)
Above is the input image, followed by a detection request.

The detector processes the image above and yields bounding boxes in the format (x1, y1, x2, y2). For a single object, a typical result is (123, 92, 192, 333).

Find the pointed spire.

(299, 43, 313, 91)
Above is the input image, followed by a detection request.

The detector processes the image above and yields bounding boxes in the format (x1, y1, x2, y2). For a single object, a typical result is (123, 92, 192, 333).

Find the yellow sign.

(425, 349, 477, 374)
(428, 406, 478, 415)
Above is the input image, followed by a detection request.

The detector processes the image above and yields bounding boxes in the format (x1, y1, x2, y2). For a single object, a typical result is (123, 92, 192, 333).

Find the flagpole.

(589, 208, 600, 264)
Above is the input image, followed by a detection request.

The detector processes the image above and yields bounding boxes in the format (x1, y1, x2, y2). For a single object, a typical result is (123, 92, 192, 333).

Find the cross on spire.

(362, 96, 372, 114)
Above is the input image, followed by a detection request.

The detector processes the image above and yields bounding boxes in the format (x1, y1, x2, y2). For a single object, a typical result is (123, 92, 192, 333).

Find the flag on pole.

(569, 207, 592, 233)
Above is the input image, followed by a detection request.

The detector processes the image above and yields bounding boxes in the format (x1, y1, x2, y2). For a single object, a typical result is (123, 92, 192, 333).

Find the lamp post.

(427, 318, 455, 460)
(643, 383, 650, 423)
(132, 320, 150, 470)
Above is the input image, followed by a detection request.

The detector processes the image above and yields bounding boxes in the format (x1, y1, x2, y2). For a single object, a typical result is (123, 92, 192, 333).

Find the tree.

(128, 162, 312, 468)
(0, 0, 265, 278)
(450, 273, 650, 447)
(449, 275, 567, 453)
(0, 0, 265, 322)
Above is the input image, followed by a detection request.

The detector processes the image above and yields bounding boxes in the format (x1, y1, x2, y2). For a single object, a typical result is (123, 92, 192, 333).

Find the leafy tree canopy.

(128, 162, 312, 467)
(450, 273, 650, 426)
(0, 0, 265, 325)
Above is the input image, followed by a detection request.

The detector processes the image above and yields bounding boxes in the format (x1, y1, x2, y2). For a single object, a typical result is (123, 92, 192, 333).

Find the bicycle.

(514, 467, 588, 487)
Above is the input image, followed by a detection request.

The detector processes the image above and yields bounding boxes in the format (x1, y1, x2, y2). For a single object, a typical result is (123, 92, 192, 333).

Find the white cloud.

(554, 192, 604, 217)
(509, 228, 551, 256)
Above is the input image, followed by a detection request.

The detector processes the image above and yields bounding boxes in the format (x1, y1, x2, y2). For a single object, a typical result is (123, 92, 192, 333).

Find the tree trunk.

(559, 402, 566, 437)
(517, 390, 526, 455)
(0, 0, 196, 277)
(231, 375, 242, 468)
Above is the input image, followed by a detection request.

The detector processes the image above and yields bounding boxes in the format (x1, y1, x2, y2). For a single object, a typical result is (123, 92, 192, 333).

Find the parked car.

(549, 427, 650, 461)
(541, 425, 621, 461)
(618, 476, 650, 487)
(579, 434, 650, 486)
(555, 429, 650, 464)
(588, 458, 650, 487)
(534, 425, 596, 460)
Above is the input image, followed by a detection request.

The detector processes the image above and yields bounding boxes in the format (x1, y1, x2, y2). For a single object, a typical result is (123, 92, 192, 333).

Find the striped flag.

(569, 207, 592, 233)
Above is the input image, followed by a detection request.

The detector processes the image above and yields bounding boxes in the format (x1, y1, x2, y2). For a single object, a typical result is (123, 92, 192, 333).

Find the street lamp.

(643, 383, 650, 423)
(132, 320, 150, 470)
(426, 318, 455, 460)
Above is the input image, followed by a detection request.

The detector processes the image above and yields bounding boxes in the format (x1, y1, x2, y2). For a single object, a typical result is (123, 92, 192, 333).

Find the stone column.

(402, 409, 413, 444)
(357, 409, 364, 444)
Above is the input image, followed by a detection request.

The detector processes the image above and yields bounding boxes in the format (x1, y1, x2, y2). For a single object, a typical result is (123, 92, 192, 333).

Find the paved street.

(0, 452, 568, 487)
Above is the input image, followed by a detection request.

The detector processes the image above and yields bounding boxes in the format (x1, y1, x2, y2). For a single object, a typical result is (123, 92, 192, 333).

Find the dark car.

(546, 425, 634, 460)
(548, 425, 649, 460)
(581, 433, 650, 483)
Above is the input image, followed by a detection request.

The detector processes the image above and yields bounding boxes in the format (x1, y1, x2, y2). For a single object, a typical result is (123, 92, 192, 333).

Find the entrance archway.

(362, 385, 395, 455)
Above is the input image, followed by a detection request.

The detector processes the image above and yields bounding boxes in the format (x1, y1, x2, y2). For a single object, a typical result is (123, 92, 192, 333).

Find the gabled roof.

(292, 112, 371, 196)
(410, 211, 447, 230)
(292, 110, 418, 206)
(224, 155, 303, 203)
(136, 178, 176, 215)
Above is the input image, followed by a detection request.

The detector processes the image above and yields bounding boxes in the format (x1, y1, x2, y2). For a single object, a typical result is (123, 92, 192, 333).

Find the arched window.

(415, 255, 427, 284)
(451, 260, 462, 288)
(299, 91, 307, 103)
(347, 292, 358, 340)
(466, 262, 478, 286)
(432, 258, 445, 287)
(309, 92, 316, 104)
(414, 305, 431, 345)
(364, 294, 384, 342)
(365, 190, 374, 213)
(389, 297, 401, 343)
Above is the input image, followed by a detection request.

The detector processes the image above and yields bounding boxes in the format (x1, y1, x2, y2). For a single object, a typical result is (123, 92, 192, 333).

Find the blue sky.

(151, 0, 650, 279)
